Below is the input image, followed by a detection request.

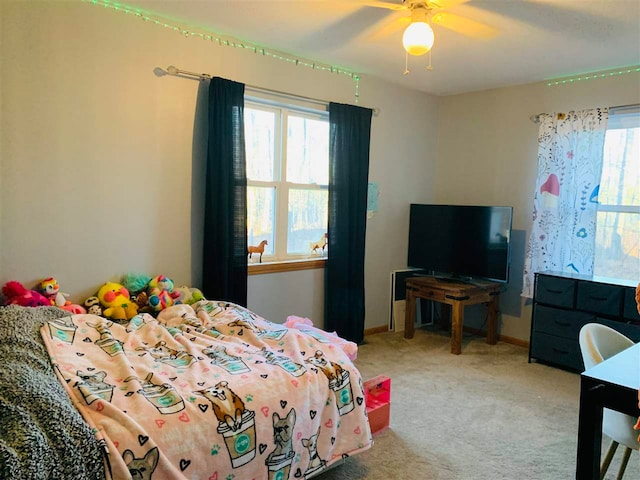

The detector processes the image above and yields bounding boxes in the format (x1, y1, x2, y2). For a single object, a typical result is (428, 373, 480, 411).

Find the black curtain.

(324, 102, 373, 344)
(202, 77, 248, 306)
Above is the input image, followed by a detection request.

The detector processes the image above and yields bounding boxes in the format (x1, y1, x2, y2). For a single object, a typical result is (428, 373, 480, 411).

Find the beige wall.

(0, 1, 4, 266)
(4, 2, 636, 340)
(0, 1, 439, 329)
(437, 73, 640, 340)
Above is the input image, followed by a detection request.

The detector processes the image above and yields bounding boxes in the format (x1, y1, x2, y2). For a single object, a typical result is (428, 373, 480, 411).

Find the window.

(244, 98, 329, 264)
(594, 107, 640, 280)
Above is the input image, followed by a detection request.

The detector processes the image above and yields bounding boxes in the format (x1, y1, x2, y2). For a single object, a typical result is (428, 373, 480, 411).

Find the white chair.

(578, 323, 639, 480)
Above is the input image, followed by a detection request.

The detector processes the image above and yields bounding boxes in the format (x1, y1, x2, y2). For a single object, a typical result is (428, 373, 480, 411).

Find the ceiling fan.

(359, 0, 499, 73)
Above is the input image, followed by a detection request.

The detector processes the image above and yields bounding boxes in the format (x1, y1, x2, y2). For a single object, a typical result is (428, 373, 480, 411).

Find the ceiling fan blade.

(352, 0, 406, 11)
(349, 0, 470, 12)
(427, 0, 470, 8)
(431, 11, 499, 39)
(297, 5, 395, 51)
(367, 16, 411, 41)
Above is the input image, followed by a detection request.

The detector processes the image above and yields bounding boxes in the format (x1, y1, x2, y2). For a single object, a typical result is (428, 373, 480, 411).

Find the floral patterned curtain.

(522, 108, 609, 298)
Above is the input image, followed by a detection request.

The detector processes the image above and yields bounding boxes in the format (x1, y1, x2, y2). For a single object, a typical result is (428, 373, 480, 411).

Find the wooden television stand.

(404, 276, 502, 354)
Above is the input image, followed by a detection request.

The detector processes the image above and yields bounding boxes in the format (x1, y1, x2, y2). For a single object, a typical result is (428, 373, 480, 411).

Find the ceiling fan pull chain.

(427, 49, 433, 71)
(403, 52, 410, 75)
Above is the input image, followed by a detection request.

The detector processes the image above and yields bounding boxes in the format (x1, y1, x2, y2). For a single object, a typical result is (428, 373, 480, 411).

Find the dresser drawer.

(530, 332, 583, 371)
(577, 282, 623, 317)
(598, 318, 640, 343)
(623, 287, 640, 321)
(534, 275, 576, 308)
(533, 305, 594, 339)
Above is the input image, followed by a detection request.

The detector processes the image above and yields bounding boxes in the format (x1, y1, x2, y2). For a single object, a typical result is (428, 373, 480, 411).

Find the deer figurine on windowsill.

(248, 240, 268, 263)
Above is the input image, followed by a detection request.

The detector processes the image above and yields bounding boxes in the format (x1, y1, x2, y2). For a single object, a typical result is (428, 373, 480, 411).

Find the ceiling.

(125, 0, 640, 96)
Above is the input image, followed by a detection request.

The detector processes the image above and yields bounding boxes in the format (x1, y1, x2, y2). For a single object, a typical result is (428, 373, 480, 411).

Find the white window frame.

(593, 106, 640, 280)
(245, 96, 329, 264)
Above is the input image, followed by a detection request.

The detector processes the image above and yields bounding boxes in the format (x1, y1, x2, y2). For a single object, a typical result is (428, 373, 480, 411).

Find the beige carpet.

(318, 328, 640, 480)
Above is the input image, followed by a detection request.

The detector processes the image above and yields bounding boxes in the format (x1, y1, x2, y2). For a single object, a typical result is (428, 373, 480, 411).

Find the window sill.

(248, 258, 327, 275)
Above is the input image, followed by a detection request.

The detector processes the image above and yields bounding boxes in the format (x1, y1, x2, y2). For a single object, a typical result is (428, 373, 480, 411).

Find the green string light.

(547, 67, 640, 86)
(84, 0, 362, 102)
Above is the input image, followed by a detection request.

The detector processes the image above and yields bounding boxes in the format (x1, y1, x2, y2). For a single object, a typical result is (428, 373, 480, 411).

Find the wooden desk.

(576, 343, 640, 479)
(404, 276, 502, 354)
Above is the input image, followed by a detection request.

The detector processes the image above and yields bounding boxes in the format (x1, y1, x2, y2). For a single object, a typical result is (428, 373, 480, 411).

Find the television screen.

(407, 204, 513, 283)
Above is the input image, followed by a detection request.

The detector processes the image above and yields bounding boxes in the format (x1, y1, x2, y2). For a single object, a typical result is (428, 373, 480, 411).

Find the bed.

(0, 301, 372, 480)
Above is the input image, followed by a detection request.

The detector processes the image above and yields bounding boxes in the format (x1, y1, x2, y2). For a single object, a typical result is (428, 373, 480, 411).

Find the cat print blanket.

(41, 301, 372, 480)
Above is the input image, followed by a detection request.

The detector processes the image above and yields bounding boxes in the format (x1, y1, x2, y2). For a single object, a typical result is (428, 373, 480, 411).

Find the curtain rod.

(530, 113, 543, 124)
(164, 65, 380, 116)
(529, 103, 639, 124)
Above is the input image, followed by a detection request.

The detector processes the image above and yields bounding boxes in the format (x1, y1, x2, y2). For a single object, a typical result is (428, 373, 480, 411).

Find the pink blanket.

(284, 315, 358, 361)
(41, 301, 372, 480)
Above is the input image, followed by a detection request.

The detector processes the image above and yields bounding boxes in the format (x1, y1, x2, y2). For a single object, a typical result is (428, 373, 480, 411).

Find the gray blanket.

(0, 305, 105, 480)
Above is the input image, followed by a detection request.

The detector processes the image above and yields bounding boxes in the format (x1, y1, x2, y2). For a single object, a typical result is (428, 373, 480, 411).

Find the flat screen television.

(407, 204, 513, 283)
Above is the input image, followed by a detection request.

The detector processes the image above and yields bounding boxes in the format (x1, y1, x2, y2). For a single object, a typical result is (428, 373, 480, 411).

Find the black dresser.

(529, 271, 640, 372)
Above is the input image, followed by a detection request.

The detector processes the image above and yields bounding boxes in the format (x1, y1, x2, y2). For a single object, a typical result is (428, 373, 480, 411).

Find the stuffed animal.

(131, 291, 153, 314)
(123, 273, 154, 313)
(147, 275, 181, 312)
(2, 281, 51, 307)
(174, 286, 205, 305)
(61, 304, 87, 314)
(38, 277, 70, 307)
(122, 272, 152, 295)
(97, 282, 138, 321)
(83, 296, 103, 316)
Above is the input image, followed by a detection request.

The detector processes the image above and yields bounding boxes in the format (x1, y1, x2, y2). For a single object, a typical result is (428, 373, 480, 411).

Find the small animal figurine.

(247, 240, 268, 263)
(309, 233, 328, 254)
(123, 447, 159, 480)
(195, 381, 247, 431)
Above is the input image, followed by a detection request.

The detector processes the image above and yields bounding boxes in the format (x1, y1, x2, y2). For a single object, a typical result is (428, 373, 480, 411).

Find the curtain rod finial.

(167, 65, 178, 75)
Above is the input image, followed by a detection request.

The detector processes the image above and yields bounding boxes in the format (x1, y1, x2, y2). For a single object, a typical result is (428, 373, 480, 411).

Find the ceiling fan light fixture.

(402, 21, 434, 56)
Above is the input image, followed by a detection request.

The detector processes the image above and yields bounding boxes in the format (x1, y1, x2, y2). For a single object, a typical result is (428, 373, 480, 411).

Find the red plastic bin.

(364, 375, 390, 435)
